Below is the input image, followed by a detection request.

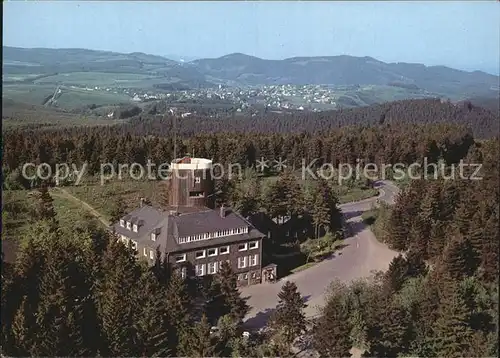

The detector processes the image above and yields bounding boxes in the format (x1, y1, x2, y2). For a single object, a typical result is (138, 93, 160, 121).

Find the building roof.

(112, 205, 265, 254)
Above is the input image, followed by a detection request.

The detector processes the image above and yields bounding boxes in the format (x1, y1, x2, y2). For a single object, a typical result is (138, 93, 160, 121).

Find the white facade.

(170, 158, 212, 170)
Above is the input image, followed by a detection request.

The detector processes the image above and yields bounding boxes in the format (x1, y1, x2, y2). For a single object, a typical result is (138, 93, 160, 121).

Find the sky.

(3, 1, 500, 74)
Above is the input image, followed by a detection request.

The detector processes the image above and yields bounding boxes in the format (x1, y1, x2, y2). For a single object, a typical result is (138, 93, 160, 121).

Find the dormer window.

(151, 233, 156, 241)
(126, 221, 131, 230)
(119, 219, 125, 227)
(133, 224, 138, 233)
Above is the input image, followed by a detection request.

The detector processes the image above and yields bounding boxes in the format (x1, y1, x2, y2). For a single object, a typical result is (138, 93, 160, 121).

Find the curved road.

(241, 180, 400, 329)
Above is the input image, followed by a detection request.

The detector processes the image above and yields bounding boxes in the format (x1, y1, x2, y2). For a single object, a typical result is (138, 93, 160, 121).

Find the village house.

(111, 157, 276, 286)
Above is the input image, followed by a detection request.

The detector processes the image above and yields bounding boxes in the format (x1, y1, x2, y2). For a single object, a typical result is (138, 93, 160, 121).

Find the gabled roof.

(111, 205, 265, 254)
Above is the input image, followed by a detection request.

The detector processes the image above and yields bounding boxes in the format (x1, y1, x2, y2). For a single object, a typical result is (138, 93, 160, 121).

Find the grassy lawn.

(290, 262, 317, 274)
(335, 187, 378, 204)
(64, 179, 165, 220)
(2, 189, 102, 243)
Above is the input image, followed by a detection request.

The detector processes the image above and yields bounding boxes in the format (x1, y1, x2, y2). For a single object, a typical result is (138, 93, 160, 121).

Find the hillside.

(3, 46, 498, 104)
(192, 53, 499, 98)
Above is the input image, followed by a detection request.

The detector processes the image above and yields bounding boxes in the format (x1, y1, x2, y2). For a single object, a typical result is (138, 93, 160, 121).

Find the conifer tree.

(405, 249, 428, 278)
(433, 286, 476, 357)
(165, 271, 193, 356)
(386, 207, 410, 250)
(312, 295, 352, 357)
(384, 254, 410, 293)
(478, 212, 499, 282)
(427, 219, 448, 259)
(366, 297, 412, 357)
(233, 169, 262, 217)
(311, 184, 330, 239)
(453, 198, 478, 236)
(211, 261, 249, 324)
(36, 183, 59, 232)
(440, 235, 479, 281)
(97, 239, 141, 356)
(439, 181, 460, 222)
(134, 270, 171, 357)
(269, 281, 307, 352)
(9, 295, 36, 356)
(109, 197, 127, 224)
(180, 314, 219, 358)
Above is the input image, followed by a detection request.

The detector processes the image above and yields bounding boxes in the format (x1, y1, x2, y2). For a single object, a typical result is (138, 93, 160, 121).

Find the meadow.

(2, 99, 125, 129)
(33, 71, 158, 87)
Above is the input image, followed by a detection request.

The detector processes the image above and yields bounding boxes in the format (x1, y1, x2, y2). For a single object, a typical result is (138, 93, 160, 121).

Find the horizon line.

(3, 44, 499, 76)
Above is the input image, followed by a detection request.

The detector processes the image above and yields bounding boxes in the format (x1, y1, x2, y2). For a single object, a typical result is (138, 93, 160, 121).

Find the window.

(143, 247, 147, 256)
(238, 256, 247, 269)
(219, 260, 230, 269)
(219, 246, 230, 255)
(195, 250, 206, 259)
(133, 224, 138, 232)
(208, 262, 217, 274)
(179, 237, 186, 244)
(189, 191, 204, 198)
(207, 248, 217, 257)
(131, 240, 137, 250)
(181, 267, 187, 279)
(175, 254, 186, 263)
(194, 177, 201, 184)
(243, 273, 248, 280)
(149, 250, 154, 259)
(251, 272, 256, 279)
(249, 241, 259, 250)
(238, 243, 248, 251)
(151, 233, 156, 241)
(195, 264, 205, 276)
(249, 254, 258, 267)
(119, 219, 125, 227)
(126, 221, 131, 230)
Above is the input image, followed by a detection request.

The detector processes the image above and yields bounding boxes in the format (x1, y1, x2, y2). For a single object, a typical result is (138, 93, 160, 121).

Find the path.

(50, 187, 110, 227)
(241, 180, 400, 330)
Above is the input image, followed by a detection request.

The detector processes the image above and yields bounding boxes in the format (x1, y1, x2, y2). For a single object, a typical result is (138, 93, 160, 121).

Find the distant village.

(71, 83, 364, 112)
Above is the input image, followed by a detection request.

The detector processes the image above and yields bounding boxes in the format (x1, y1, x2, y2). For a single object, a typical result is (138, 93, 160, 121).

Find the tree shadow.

(244, 308, 276, 330)
(343, 210, 365, 221)
(347, 220, 368, 236)
(244, 294, 312, 331)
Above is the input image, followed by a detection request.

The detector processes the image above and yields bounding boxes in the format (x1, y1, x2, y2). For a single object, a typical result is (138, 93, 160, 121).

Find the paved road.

(241, 180, 400, 330)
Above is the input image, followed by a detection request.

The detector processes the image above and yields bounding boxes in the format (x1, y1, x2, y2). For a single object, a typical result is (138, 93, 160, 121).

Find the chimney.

(220, 204, 226, 218)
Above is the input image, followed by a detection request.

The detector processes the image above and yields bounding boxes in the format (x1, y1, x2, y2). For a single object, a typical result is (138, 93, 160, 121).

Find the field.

(2, 99, 125, 129)
(34, 72, 159, 87)
(2, 190, 98, 241)
(2, 83, 133, 109)
(2, 84, 56, 105)
(64, 179, 166, 221)
(55, 87, 133, 109)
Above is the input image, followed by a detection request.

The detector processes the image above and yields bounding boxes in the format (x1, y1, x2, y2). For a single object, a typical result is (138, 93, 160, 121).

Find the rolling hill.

(3, 46, 499, 101)
(192, 53, 499, 98)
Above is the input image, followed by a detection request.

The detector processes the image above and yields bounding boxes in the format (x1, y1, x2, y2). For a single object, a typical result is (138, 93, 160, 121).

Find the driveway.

(241, 180, 400, 330)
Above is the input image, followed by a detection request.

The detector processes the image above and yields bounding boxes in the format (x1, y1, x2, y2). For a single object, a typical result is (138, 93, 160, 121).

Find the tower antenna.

(173, 111, 177, 161)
